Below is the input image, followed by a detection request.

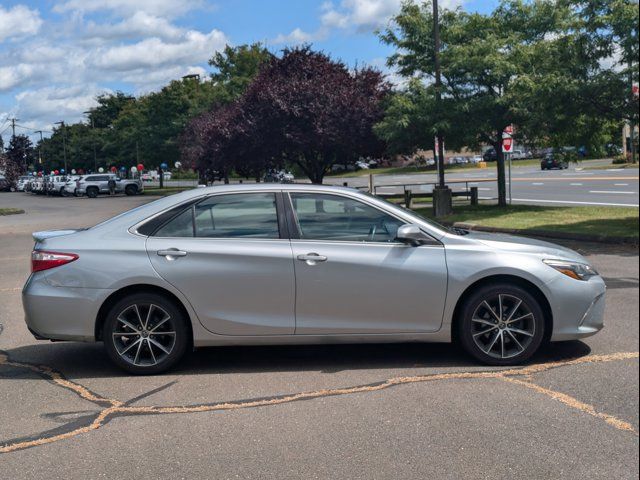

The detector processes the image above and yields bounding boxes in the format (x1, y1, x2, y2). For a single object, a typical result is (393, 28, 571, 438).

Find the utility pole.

(432, 0, 452, 217)
(54, 121, 68, 173)
(35, 130, 44, 165)
(10, 118, 17, 139)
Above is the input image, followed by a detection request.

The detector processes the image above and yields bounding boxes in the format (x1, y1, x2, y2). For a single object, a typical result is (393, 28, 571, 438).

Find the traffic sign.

(502, 137, 513, 153)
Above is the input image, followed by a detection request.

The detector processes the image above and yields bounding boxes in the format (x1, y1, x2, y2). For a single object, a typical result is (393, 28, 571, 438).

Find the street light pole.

(54, 121, 68, 173)
(34, 130, 44, 165)
(83, 111, 98, 172)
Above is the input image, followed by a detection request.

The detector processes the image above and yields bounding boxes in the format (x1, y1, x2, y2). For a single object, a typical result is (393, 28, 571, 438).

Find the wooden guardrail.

(375, 188, 479, 208)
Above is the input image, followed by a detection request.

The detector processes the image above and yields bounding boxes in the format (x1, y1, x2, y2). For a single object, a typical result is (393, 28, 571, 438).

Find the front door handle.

(157, 249, 188, 260)
(297, 253, 327, 265)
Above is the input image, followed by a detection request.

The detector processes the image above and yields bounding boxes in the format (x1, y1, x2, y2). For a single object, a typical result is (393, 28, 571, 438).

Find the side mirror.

(396, 224, 429, 246)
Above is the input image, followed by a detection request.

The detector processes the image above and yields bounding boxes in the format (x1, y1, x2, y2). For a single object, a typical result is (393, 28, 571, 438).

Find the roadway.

(324, 161, 640, 207)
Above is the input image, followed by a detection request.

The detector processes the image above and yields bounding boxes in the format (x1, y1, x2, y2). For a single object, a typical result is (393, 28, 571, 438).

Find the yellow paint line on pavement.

(503, 377, 637, 433)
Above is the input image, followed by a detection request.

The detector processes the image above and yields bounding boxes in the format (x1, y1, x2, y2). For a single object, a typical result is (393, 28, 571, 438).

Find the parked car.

(355, 160, 370, 170)
(16, 176, 31, 192)
(263, 170, 295, 183)
(30, 177, 45, 194)
(62, 176, 81, 196)
(45, 175, 69, 196)
(0, 175, 13, 192)
(541, 153, 568, 170)
(23, 184, 605, 374)
(75, 174, 143, 197)
(470, 155, 483, 164)
(483, 148, 498, 161)
(511, 150, 527, 160)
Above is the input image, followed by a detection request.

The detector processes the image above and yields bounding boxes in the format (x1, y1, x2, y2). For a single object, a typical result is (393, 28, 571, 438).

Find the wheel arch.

(95, 284, 193, 344)
(451, 274, 553, 343)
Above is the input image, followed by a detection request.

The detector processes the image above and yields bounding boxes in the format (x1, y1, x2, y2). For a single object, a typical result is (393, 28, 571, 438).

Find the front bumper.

(22, 273, 112, 342)
(547, 274, 606, 341)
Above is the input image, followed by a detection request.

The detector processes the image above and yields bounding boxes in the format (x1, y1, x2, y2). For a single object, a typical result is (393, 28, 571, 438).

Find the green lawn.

(415, 204, 639, 240)
(582, 162, 639, 170)
(0, 208, 25, 216)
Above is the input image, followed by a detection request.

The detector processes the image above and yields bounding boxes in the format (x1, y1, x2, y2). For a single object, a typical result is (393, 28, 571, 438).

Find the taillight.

(31, 251, 79, 273)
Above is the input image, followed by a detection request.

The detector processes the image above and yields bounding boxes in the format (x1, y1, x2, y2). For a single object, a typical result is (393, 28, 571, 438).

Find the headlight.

(543, 259, 599, 281)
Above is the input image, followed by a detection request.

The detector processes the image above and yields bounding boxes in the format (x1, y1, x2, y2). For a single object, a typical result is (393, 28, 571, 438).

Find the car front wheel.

(103, 293, 189, 374)
(458, 283, 545, 366)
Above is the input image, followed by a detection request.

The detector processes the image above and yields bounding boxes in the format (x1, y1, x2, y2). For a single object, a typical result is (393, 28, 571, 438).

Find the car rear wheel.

(103, 293, 189, 374)
(86, 187, 98, 198)
(458, 283, 545, 366)
(124, 184, 138, 196)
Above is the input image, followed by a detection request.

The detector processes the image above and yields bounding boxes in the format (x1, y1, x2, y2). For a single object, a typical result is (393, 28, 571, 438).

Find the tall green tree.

(209, 43, 274, 101)
(379, 0, 638, 204)
(6, 134, 35, 172)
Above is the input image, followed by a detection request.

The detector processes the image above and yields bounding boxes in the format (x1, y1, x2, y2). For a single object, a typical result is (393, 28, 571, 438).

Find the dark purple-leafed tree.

(182, 47, 389, 184)
(242, 47, 389, 183)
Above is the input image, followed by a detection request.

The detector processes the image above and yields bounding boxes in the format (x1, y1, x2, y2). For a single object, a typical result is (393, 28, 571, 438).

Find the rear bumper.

(22, 273, 112, 342)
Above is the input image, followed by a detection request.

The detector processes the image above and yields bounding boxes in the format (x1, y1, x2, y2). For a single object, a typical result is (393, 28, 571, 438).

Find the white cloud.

(15, 84, 108, 127)
(272, 28, 320, 45)
(53, 0, 204, 18)
(0, 64, 35, 91)
(90, 29, 228, 71)
(84, 11, 185, 41)
(0, 5, 43, 42)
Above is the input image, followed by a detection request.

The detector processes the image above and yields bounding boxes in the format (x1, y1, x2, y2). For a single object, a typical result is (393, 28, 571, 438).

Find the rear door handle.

(297, 253, 327, 265)
(157, 249, 188, 259)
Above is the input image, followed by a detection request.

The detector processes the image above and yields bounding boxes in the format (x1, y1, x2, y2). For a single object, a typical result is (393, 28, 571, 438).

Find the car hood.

(464, 231, 588, 263)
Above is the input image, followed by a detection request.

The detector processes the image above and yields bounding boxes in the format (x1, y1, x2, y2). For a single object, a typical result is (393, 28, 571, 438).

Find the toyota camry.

(23, 184, 605, 374)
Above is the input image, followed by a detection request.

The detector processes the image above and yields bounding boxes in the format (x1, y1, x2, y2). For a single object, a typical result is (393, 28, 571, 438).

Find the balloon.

(174, 161, 182, 169)
(110, 166, 117, 172)
(137, 163, 144, 171)
(98, 167, 104, 173)
(54, 170, 59, 175)
(60, 169, 65, 174)
(130, 166, 137, 173)
(120, 166, 126, 171)
(71, 169, 76, 174)
(160, 162, 168, 170)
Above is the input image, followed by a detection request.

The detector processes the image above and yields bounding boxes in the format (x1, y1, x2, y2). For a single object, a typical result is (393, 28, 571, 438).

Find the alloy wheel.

(112, 303, 176, 367)
(470, 294, 536, 359)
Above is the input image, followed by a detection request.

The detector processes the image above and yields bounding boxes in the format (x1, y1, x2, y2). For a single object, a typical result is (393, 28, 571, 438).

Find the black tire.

(124, 185, 137, 196)
(103, 292, 190, 374)
(60, 187, 67, 197)
(86, 187, 99, 198)
(457, 283, 545, 366)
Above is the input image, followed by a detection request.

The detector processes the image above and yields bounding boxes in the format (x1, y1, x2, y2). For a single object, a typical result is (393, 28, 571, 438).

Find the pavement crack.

(0, 350, 637, 454)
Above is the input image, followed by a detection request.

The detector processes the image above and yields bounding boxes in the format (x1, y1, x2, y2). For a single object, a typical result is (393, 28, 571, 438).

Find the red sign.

(502, 137, 513, 153)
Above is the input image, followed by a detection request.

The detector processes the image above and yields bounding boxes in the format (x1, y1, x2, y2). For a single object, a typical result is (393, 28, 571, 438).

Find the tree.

(209, 43, 274, 102)
(0, 151, 21, 188)
(5, 134, 35, 173)
(380, 1, 573, 205)
(241, 47, 389, 183)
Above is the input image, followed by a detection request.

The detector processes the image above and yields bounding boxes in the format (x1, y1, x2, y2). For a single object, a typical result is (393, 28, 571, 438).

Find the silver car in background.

(22, 184, 605, 374)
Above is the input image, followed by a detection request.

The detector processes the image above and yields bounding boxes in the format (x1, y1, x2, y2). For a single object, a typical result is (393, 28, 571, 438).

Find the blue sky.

(0, 0, 498, 145)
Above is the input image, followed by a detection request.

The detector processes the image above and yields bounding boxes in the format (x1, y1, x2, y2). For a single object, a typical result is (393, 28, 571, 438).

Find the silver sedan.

(22, 184, 605, 374)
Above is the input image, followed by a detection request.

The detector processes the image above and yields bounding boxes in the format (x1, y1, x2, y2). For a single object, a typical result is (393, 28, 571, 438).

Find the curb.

(451, 222, 639, 246)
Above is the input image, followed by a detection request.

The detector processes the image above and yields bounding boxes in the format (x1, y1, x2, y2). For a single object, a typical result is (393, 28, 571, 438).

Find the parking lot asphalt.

(0, 192, 638, 479)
